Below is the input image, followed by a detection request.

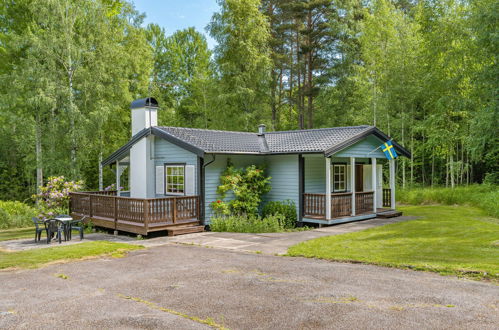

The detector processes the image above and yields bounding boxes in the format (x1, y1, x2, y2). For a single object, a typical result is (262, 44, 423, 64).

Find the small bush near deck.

(0, 201, 37, 229)
(262, 200, 297, 229)
(397, 184, 499, 218)
(210, 214, 286, 233)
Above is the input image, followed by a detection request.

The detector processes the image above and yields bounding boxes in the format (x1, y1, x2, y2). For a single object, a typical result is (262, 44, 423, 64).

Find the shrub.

(32, 176, 83, 219)
(210, 214, 286, 233)
(212, 160, 271, 216)
(397, 185, 499, 218)
(0, 201, 37, 229)
(262, 200, 297, 229)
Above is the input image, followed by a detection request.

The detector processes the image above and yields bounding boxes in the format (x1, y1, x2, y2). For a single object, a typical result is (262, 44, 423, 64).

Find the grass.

(397, 184, 499, 218)
(288, 205, 499, 281)
(0, 227, 36, 241)
(0, 241, 143, 270)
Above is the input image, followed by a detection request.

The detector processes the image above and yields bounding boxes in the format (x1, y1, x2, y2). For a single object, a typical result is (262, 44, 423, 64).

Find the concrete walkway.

(0, 215, 417, 254)
(169, 215, 418, 255)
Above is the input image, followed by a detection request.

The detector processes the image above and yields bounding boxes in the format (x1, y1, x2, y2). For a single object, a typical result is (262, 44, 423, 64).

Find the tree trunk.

(35, 112, 43, 194)
(450, 152, 455, 188)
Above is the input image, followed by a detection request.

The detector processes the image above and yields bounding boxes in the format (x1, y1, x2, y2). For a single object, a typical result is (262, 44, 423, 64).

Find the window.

(165, 165, 185, 194)
(333, 164, 346, 192)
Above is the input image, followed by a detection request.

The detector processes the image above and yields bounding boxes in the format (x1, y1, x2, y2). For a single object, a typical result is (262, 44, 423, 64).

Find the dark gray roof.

(102, 125, 410, 166)
(155, 126, 375, 154)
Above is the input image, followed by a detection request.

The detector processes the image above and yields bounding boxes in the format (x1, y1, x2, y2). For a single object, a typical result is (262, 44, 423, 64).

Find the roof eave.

(101, 127, 206, 167)
(324, 127, 411, 158)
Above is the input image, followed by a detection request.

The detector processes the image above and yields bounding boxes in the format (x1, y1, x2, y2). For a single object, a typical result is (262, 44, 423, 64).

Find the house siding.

(204, 154, 265, 223)
(263, 155, 300, 218)
(153, 137, 198, 198)
(333, 135, 386, 158)
(304, 155, 326, 193)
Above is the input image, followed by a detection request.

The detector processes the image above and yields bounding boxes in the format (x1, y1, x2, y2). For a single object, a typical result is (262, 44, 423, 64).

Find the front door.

(355, 164, 363, 192)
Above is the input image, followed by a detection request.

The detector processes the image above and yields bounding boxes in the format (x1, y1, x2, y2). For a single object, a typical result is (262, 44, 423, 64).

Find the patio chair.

(44, 219, 66, 244)
(32, 217, 47, 242)
(68, 216, 87, 240)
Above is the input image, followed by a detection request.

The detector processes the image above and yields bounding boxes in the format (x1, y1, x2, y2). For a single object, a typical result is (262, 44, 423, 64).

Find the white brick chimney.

(130, 97, 158, 198)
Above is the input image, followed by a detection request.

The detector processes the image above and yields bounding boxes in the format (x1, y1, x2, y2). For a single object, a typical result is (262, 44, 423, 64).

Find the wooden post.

(116, 161, 121, 197)
(350, 157, 356, 216)
(325, 157, 331, 220)
(144, 199, 149, 233)
(196, 196, 200, 220)
(89, 194, 94, 218)
(371, 157, 377, 213)
(389, 159, 396, 209)
(172, 197, 177, 223)
(113, 196, 118, 230)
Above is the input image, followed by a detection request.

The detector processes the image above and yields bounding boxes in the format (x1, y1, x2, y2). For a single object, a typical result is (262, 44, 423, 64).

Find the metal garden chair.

(44, 219, 66, 244)
(31, 217, 47, 242)
(68, 216, 87, 240)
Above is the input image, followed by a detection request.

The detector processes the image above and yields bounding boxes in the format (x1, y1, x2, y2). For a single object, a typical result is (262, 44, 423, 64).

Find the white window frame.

(164, 164, 186, 196)
(332, 164, 347, 192)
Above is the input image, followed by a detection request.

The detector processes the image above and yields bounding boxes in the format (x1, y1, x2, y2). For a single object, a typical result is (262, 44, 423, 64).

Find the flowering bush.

(211, 160, 271, 216)
(104, 183, 123, 191)
(32, 176, 84, 219)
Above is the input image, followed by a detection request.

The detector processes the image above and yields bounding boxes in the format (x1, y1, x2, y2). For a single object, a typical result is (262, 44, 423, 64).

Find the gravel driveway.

(0, 244, 497, 329)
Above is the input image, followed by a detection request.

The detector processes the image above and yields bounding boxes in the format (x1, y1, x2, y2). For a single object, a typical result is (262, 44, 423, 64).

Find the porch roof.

(102, 125, 410, 166)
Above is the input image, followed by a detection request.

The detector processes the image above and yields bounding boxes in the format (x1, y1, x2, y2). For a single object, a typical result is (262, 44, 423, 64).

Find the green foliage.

(213, 161, 271, 216)
(288, 205, 499, 281)
(261, 200, 297, 229)
(397, 185, 499, 218)
(0, 201, 37, 229)
(210, 214, 286, 233)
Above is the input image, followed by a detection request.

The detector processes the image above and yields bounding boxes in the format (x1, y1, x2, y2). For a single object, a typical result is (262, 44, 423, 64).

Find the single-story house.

(69, 98, 410, 235)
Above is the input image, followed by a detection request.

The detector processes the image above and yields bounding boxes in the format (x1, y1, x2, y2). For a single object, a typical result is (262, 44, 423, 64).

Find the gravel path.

(0, 244, 497, 329)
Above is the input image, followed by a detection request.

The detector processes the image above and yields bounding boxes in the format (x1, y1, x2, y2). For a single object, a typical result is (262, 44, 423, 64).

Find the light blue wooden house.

(70, 98, 410, 235)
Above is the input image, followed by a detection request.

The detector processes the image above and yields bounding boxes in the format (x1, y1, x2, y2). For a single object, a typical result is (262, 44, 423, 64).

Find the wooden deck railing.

(303, 193, 326, 218)
(382, 188, 391, 207)
(355, 191, 374, 214)
(331, 192, 352, 218)
(303, 191, 375, 219)
(69, 191, 200, 235)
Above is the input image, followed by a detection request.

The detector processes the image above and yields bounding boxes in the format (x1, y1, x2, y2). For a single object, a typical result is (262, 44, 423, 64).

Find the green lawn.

(288, 205, 499, 280)
(0, 241, 143, 270)
(0, 227, 36, 242)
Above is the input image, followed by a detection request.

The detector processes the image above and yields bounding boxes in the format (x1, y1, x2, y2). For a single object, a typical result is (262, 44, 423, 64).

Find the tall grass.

(397, 185, 499, 218)
(210, 214, 286, 233)
(0, 201, 37, 229)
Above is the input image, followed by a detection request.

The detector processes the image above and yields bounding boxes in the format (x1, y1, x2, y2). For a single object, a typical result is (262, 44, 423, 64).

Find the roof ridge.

(266, 125, 372, 135)
(156, 126, 256, 135)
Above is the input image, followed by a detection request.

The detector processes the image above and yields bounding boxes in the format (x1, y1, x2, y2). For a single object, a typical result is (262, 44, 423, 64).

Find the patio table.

(54, 215, 73, 241)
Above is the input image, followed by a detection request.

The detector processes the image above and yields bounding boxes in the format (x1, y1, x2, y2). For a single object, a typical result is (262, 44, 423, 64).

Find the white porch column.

(325, 157, 331, 220)
(371, 158, 377, 213)
(116, 161, 121, 197)
(350, 157, 355, 216)
(389, 158, 396, 209)
(98, 163, 103, 191)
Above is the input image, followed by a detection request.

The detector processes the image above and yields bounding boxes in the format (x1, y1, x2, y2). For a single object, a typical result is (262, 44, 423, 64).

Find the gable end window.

(165, 164, 185, 195)
(333, 164, 346, 192)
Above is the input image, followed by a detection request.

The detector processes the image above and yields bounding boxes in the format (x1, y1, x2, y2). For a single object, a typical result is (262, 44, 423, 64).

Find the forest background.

(0, 0, 496, 201)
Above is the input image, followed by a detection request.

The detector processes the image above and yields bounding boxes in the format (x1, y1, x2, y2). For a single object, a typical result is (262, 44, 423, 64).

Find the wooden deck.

(303, 189, 394, 221)
(70, 191, 200, 235)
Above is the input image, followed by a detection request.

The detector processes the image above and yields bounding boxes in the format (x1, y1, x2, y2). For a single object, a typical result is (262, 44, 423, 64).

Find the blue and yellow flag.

(382, 140, 398, 160)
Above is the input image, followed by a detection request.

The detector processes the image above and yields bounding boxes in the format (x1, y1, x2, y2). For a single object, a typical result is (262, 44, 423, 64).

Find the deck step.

(377, 210, 403, 218)
(167, 225, 205, 236)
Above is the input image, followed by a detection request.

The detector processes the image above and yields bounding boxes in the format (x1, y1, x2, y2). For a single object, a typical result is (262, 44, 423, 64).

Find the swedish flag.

(382, 140, 398, 160)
